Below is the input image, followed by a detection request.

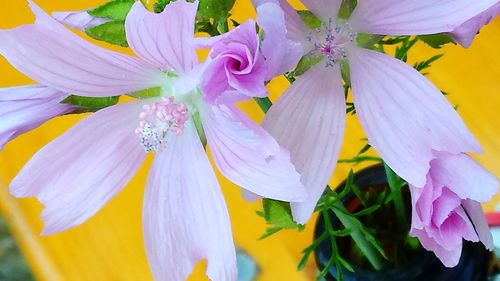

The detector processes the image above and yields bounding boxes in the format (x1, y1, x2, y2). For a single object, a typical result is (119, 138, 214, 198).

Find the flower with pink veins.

(0, 1, 305, 280)
(255, 0, 498, 266)
(450, 1, 500, 48)
(0, 85, 73, 152)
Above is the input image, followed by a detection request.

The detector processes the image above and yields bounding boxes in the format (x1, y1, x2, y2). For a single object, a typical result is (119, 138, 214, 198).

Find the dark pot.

(314, 164, 492, 281)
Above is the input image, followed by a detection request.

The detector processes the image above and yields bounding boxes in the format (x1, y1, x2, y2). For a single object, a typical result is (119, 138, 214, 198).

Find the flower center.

(308, 18, 357, 67)
(136, 97, 189, 153)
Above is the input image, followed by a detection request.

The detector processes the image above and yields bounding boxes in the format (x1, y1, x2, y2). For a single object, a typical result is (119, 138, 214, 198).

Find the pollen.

(136, 97, 189, 153)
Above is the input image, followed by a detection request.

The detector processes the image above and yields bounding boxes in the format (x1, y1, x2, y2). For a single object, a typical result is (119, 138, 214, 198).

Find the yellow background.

(0, 1, 499, 280)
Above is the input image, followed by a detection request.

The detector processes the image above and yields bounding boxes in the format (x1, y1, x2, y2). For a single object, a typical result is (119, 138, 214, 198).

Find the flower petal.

(143, 121, 236, 281)
(125, 1, 198, 73)
(203, 104, 305, 202)
(253, 0, 311, 50)
(0, 85, 72, 151)
(53, 10, 110, 31)
(349, 0, 499, 35)
(300, 0, 342, 23)
(257, 2, 303, 80)
(450, 2, 500, 48)
(430, 152, 498, 202)
(462, 199, 494, 250)
(10, 101, 146, 234)
(0, 1, 165, 97)
(262, 64, 345, 224)
(348, 47, 481, 187)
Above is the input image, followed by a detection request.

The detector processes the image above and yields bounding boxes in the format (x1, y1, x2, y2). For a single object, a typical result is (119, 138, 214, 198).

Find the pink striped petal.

(450, 1, 500, 48)
(349, 47, 481, 187)
(257, 2, 303, 80)
(125, 1, 198, 73)
(203, 104, 305, 202)
(262, 64, 345, 224)
(349, 0, 499, 35)
(53, 10, 110, 31)
(10, 101, 146, 234)
(0, 1, 165, 97)
(0, 85, 72, 151)
(463, 199, 494, 250)
(300, 0, 342, 23)
(143, 121, 236, 281)
(430, 152, 498, 202)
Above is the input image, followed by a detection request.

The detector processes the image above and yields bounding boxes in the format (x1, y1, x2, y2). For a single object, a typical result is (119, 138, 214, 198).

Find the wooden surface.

(0, 1, 499, 280)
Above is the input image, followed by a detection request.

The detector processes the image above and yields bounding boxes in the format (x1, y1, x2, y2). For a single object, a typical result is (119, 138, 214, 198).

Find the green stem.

(383, 163, 407, 230)
(254, 97, 273, 113)
(331, 201, 384, 271)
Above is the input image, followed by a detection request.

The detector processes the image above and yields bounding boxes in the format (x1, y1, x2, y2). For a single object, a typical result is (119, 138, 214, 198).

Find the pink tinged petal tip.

(10, 101, 147, 234)
(0, 1, 166, 97)
(349, 0, 500, 36)
(257, 2, 303, 80)
(52, 10, 110, 31)
(0, 85, 72, 151)
(143, 121, 236, 281)
(348, 47, 481, 188)
(136, 97, 189, 153)
(125, 0, 198, 73)
(262, 64, 346, 224)
(450, 1, 500, 48)
(203, 104, 306, 202)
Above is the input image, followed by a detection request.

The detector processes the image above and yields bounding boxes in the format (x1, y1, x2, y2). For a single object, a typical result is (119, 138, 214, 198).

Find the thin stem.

(254, 97, 273, 113)
(330, 201, 384, 270)
(383, 163, 407, 230)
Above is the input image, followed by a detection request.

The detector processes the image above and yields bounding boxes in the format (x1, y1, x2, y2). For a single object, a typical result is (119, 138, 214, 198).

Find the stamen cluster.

(136, 97, 189, 152)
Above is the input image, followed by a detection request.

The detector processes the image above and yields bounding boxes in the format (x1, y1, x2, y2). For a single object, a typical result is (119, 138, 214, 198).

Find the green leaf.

(153, 0, 173, 13)
(259, 226, 282, 240)
(291, 55, 322, 77)
(129, 87, 162, 99)
(198, 0, 236, 23)
(85, 21, 128, 47)
(413, 54, 444, 74)
(338, 0, 357, 20)
(262, 199, 302, 230)
(418, 33, 454, 49)
(88, 0, 134, 21)
(62, 95, 120, 112)
(297, 10, 321, 29)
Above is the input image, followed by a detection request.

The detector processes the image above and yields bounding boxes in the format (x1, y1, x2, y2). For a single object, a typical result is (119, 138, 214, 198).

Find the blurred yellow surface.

(0, 1, 499, 280)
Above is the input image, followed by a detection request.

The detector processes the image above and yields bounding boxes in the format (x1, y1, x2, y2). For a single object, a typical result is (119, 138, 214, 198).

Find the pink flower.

(256, 0, 497, 224)
(0, 1, 305, 280)
(0, 85, 72, 151)
(450, 1, 500, 48)
(200, 2, 302, 104)
(410, 152, 497, 267)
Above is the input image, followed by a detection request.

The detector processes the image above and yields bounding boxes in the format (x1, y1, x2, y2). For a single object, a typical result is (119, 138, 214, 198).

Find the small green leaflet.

(338, 0, 357, 20)
(259, 199, 303, 239)
(291, 55, 322, 77)
(85, 21, 128, 47)
(88, 0, 135, 21)
(418, 34, 454, 49)
(62, 95, 120, 112)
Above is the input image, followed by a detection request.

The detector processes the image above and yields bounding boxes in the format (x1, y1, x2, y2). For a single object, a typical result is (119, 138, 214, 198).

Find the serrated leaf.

(418, 33, 454, 49)
(62, 95, 120, 111)
(262, 199, 301, 229)
(291, 55, 322, 77)
(85, 21, 128, 47)
(297, 10, 321, 29)
(259, 227, 282, 240)
(88, 0, 134, 21)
